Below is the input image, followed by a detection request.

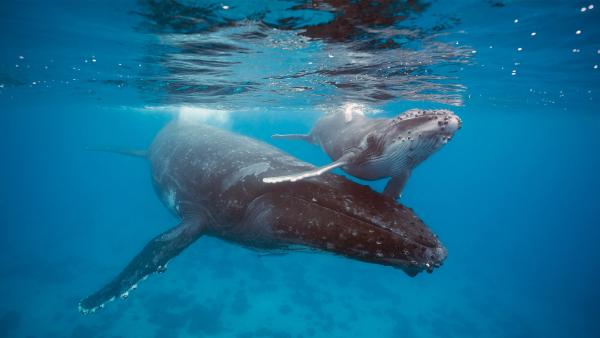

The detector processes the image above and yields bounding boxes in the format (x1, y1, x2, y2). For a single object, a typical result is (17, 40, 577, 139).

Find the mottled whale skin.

(266, 109, 461, 199)
(79, 121, 447, 314)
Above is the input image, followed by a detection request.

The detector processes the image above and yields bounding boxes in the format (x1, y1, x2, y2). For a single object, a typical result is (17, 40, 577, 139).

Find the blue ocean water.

(1, 1, 599, 337)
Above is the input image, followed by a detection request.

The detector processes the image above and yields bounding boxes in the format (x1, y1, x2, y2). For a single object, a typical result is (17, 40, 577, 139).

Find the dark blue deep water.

(1, 1, 599, 337)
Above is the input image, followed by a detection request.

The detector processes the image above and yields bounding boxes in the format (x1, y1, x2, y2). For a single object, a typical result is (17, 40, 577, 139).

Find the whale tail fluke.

(85, 146, 148, 158)
(271, 133, 313, 143)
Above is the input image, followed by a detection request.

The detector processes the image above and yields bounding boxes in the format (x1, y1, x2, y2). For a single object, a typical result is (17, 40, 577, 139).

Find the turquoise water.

(1, 1, 599, 337)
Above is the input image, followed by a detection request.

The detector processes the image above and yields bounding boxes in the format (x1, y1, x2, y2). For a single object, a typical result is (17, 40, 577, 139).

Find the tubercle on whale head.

(242, 176, 447, 276)
(382, 109, 462, 162)
(391, 109, 462, 138)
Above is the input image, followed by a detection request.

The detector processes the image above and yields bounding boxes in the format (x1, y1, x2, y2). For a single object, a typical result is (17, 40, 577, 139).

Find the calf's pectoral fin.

(271, 133, 312, 143)
(263, 159, 347, 183)
(383, 171, 411, 199)
(79, 218, 204, 314)
(263, 152, 357, 184)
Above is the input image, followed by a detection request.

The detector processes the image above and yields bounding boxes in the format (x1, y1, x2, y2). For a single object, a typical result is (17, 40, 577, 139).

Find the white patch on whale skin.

(79, 267, 156, 315)
(78, 296, 117, 315)
(164, 189, 179, 214)
(222, 162, 271, 191)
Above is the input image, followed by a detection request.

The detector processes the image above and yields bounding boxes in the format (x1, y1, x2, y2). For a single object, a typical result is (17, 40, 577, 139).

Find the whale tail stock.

(79, 218, 205, 314)
(85, 146, 148, 158)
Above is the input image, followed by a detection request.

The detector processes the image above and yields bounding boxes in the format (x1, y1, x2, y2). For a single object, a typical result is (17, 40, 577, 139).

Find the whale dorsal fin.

(78, 218, 205, 314)
(263, 153, 355, 184)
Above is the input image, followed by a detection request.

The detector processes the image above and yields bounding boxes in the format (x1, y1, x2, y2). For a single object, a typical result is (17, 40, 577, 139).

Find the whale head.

(377, 109, 461, 169)
(240, 174, 447, 276)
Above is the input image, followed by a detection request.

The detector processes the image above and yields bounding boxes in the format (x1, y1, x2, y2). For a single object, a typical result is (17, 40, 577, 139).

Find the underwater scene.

(1, 1, 599, 337)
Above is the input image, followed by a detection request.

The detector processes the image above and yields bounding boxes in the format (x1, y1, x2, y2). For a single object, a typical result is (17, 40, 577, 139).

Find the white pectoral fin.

(271, 133, 312, 142)
(263, 160, 347, 184)
(383, 171, 411, 199)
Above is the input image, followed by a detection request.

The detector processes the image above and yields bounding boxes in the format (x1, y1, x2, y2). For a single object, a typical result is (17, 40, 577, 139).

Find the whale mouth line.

(284, 194, 397, 234)
(281, 193, 444, 272)
(282, 193, 438, 251)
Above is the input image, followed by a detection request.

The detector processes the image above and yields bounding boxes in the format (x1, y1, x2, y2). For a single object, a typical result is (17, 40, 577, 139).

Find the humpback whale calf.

(264, 109, 461, 199)
(79, 120, 447, 314)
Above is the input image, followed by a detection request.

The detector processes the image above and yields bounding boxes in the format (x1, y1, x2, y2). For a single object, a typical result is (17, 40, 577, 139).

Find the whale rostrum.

(265, 108, 462, 199)
(79, 121, 447, 314)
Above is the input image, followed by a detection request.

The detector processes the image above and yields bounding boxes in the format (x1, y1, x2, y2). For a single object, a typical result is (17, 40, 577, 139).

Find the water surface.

(1, 1, 599, 337)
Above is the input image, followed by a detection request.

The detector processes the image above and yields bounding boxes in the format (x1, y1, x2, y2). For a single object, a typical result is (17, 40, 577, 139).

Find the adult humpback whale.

(264, 109, 461, 199)
(79, 120, 447, 314)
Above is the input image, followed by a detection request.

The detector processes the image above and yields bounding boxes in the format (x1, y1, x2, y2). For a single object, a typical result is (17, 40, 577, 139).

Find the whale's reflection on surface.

(134, 0, 472, 109)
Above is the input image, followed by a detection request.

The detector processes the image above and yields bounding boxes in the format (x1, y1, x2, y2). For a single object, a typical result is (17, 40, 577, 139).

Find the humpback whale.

(79, 120, 447, 314)
(264, 109, 461, 199)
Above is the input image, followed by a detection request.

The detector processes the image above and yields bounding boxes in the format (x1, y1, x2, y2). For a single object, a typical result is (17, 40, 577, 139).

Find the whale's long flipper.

(79, 219, 204, 314)
(263, 158, 348, 184)
(271, 133, 313, 142)
(383, 171, 411, 199)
